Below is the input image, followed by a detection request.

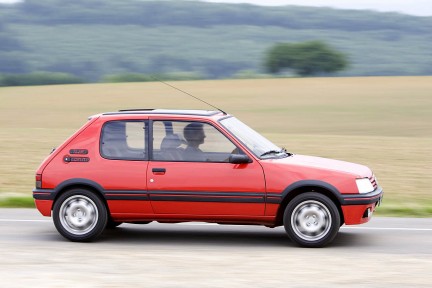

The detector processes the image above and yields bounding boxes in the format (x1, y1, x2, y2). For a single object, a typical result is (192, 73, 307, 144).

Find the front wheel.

(283, 192, 340, 248)
(53, 189, 108, 242)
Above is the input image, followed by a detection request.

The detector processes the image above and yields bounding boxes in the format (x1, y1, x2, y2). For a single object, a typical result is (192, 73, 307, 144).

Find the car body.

(33, 109, 383, 247)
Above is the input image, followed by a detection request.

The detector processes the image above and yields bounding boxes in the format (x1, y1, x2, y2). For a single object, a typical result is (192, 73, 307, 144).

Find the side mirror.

(229, 154, 251, 164)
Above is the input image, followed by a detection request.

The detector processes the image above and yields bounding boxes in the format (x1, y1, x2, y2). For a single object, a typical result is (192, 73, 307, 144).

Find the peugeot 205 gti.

(33, 109, 383, 247)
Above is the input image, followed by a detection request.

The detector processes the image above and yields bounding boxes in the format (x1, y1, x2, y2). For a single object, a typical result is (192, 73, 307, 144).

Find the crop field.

(1, 76, 431, 215)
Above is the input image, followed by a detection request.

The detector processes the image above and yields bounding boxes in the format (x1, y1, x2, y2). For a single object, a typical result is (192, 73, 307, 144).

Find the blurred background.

(0, 0, 431, 216)
(1, 0, 432, 82)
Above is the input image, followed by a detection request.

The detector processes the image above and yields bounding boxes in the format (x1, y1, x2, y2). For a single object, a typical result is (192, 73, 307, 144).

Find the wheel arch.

(52, 178, 108, 212)
(275, 180, 345, 226)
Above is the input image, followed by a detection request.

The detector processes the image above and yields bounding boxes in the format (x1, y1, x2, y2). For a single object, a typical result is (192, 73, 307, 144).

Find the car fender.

(281, 180, 343, 201)
(52, 178, 105, 200)
(270, 180, 344, 225)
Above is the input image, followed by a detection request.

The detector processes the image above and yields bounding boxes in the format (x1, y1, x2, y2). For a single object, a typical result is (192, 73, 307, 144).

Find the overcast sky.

(203, 0, 432, 16)
(1, 0, 431, 16)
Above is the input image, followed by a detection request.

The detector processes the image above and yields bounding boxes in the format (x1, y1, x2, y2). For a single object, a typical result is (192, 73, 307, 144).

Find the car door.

(147, 119, 266, 216)
(98, 119, 152, 216)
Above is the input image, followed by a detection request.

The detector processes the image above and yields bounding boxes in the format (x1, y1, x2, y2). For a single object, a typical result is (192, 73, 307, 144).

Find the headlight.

(356, 178, 374, 194)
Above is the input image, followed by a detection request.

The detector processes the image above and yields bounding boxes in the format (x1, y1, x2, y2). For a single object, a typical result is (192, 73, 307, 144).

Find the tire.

(283, 192, 340, 248)
(106, 218, 123, 229)
(53, 189, 108, 242)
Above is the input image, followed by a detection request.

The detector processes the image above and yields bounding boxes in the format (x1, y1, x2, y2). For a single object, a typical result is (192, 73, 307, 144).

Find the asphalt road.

(0, 209, 431, 288)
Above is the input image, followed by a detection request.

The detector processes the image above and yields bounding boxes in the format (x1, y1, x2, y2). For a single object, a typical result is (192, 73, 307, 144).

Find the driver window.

(153, 121, 239, 162)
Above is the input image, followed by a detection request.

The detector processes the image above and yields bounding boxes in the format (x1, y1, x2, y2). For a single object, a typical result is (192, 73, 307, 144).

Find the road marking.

(176, 222, 219, 226)
(341, 226, 432, 231)
(0, 219, 431, 231)
(0, 219, 50, 222)
(177, 222, 432, 231)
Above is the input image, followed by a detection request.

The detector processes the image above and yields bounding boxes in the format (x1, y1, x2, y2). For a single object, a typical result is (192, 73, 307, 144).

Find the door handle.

(152, 168, 166, 174)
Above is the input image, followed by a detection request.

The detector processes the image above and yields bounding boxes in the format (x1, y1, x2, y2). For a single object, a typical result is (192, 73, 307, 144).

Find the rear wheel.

(283, 192, 340, 247)
(53, 189, 108, 242)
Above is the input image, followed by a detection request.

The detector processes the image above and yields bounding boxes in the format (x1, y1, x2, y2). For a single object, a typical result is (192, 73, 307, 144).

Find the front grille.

(369, 174, 378, 189)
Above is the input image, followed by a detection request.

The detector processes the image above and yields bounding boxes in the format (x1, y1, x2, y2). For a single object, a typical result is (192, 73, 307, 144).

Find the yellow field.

(1, 76, 431, 214)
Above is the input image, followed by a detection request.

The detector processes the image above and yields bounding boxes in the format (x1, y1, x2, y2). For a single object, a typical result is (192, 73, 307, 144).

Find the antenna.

(150, 76, 227, 115)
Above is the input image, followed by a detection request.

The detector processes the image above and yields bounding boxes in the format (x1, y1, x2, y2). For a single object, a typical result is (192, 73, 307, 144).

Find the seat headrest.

(161, 134, 183, 150)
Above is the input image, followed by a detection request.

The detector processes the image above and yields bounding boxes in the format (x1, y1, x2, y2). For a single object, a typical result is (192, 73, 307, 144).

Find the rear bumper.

(33, 188, 55, 200)
(33, 189, 54, 217)
(34, 199, 52, 217)
(341, 186, 383, 225)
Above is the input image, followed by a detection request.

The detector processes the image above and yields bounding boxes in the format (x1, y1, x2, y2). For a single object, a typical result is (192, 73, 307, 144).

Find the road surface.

(0, 209, 431, 287)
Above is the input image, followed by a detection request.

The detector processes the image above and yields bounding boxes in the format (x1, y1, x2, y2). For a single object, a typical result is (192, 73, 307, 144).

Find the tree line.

(1, 0, 431, 83)
(1, 40, 349, 86)
(3, 0, 431, 33)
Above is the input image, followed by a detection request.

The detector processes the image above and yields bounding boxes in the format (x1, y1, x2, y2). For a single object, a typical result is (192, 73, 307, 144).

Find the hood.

(273, 154, 372, 178)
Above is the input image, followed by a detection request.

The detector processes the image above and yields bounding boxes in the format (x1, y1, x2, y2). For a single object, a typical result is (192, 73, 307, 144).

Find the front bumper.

(341, 186, 383, 205)
(340, 186, 383, 225)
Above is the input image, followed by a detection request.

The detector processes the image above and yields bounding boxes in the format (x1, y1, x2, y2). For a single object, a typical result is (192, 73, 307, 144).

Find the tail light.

(35, 174, 42, 189)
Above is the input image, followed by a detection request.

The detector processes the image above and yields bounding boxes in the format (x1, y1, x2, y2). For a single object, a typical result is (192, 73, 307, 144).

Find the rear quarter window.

(100, 120, 147, 160)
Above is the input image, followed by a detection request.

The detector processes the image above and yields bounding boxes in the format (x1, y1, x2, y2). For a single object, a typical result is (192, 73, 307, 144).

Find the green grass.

(1, 76, 431, 216)
(0, 196, 35, 208)
(375, 202, 432, 217)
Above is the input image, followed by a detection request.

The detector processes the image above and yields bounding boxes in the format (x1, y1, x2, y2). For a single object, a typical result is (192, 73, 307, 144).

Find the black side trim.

(149, 195, 264, 203)
(34, 181, 268, 204)
(265, 193, 283, 204)
(33, 189, 55, 200)
(148, 190, 265, 197)
(103, 190, 148, 201)
(148, 190, 266, 203)
(105, 195, 149, 200)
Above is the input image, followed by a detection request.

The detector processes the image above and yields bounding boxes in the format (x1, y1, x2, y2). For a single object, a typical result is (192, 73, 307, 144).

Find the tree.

(265, 41, 348, 76)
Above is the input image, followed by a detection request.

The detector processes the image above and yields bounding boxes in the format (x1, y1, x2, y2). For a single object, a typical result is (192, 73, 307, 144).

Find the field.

(1, 76, 431, 215)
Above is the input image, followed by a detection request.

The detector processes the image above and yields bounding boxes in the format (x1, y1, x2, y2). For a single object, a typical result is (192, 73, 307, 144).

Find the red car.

(33, 109, 383, 247)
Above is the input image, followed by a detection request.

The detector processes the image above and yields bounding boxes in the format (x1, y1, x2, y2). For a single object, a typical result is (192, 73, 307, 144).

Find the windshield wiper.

(260, 148, 292, 158)
(260, 150, 281, 157)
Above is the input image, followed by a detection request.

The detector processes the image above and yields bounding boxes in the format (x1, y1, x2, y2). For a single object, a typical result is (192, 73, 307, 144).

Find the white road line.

(178, 222, 432, 231)
(176, 222, 219, 226)
(341, 226, 432, 231)
(0, 219, 50, 222)
(0, 219, 431, 231)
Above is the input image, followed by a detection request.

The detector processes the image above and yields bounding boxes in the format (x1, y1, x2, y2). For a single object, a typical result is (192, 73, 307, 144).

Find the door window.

(152, 121, 238, 162)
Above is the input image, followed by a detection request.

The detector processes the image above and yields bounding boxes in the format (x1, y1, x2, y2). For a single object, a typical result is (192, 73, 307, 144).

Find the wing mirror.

(229, 154, 251, 164)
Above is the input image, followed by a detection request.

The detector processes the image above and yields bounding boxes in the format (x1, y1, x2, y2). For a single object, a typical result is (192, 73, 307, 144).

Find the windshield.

(220, 117, 289, 159)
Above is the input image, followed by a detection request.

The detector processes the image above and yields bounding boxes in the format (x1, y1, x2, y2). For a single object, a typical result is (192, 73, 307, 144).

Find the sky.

(0, 0, 431, 16)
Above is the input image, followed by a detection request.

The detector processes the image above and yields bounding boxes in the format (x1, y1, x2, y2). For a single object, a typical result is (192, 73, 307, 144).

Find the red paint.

(33, 110, 383, 234)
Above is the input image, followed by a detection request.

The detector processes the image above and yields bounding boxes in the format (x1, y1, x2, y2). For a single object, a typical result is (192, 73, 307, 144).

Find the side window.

(101, 120, 147, 160)
(152, 120, 238, 162)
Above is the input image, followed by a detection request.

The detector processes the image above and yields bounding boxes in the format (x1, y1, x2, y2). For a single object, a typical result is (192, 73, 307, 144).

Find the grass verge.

(0, 197, 35, 208)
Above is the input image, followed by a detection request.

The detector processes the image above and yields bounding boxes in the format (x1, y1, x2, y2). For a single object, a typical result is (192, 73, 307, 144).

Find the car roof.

(102, 109, 222, 117)
(93, 109, 231, 122)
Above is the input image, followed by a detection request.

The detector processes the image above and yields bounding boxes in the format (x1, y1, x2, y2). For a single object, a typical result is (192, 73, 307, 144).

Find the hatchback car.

(33, 109, 383, 247)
